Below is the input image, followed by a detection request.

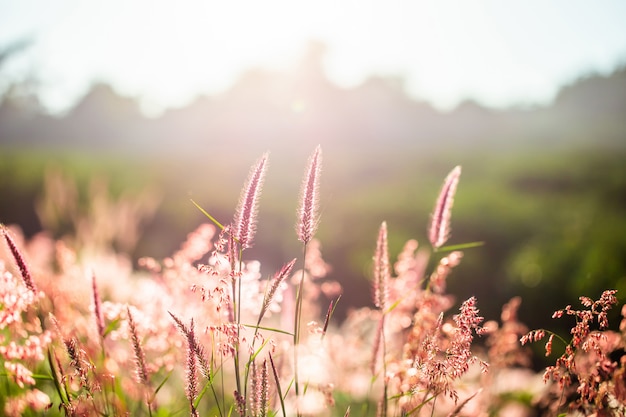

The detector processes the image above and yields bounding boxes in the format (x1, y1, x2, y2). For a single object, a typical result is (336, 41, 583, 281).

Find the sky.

(1, 0, 626, 115)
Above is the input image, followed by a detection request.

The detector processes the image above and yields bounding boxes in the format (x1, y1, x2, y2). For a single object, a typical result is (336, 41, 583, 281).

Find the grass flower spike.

(372, 223, 391, 416)
(259, 258, 296, 323)
(428, 165, 461, 250)
(3, 147, 624, 417)
(169, 312, 212, 380)
(373, 221, 390, 310)
(91, 272, 105, 338)
(233, 153, 269, 249)
(293, 146, 322, 405)
(126, 306, 150, 387)
(297, 145, 322, 244)
(184, 319, 200, 417)
(2, 225, 38, 293)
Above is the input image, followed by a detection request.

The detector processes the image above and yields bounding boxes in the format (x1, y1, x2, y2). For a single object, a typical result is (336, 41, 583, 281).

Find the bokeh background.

(1, 1, 626, 336)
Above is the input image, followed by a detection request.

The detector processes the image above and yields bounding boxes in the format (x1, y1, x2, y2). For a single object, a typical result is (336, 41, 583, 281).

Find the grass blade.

(191, 199, 226, 230)
(435, 241, 484, 252)
(269, 352, 287, 417)
(242, 324, 294, 337)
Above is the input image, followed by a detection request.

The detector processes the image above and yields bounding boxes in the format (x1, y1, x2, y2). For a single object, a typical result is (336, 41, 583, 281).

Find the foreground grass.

(1, 147, 625, 416)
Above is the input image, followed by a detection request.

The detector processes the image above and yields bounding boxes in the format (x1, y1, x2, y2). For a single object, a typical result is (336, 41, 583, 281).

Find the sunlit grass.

(1, 147, 625, 416)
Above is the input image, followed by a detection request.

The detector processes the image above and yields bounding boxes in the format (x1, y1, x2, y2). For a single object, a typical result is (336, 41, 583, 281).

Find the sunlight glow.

(1, 0, 626, 114)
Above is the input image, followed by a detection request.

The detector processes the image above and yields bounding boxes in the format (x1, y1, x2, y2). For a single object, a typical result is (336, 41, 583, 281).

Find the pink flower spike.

(260, 258, 297, 321)
(297, 146, 322, 244)
(428, 165, 461, 249)
(185, 318, 199, 417)
(373, 221, 390, 310)
(91, 272, 104, 338)
(1, 225, 38, 293)
(232, 153, 269, 249)
(127, 306, 150, 387)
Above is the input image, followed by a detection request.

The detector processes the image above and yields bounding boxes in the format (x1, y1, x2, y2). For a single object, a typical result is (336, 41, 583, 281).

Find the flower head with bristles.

(91, 272, 104, 338)
(126, 306, 150, 387)
(233, 153, 269, 249)
(260, 258, 296, 322)
(1, 225, 38, 293)
(297, 146, 322, 244)
(169, 311, 212, 380)
(428, 165, 461, 249)
(373, 221, 390, 311)
(250, 359, 269, 417)
(184, 318, 199, 417)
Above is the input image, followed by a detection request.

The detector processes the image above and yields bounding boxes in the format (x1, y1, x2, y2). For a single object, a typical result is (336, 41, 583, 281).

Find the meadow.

(1, 146, 625, 416)
(1, 144, 624, 325)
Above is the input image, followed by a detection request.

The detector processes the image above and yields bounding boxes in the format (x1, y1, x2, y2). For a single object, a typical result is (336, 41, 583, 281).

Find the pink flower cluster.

(522, 289, 625, 415)
(2, 155, 624, 417)
(0, 262, 51, 379)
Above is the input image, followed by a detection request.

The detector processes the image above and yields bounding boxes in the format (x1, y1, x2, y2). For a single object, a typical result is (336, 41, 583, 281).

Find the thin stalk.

(269, 353, 287, 417)
(243, 297, 267, 409)
(321, 295, 341, 341)
(230, 244, 244, 415)
(381, 314, 388, 417)
(243, 338, 270, 413)
(198, 341, 223, 417)
(430, 395, 436, 417)
(244, 257, 296, 405)
(293, 244, 308, 405)
(47, 348, 71, 409)
(220, 352, 226, 417)
(103, 375, 113, 416)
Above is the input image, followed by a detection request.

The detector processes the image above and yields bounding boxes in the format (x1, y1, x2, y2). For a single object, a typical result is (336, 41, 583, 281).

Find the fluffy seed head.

(260, 258, 297, 321)
(91, 272, 104, 337)
(373, 221, 390, 310)
(1, 225, 37, 293)
(233, 153, 269, 249)
(297, 146, 322, 244)
(127, 306, 150, 386)
(169, 311, 212, 380)
(428, 166, 461, 249)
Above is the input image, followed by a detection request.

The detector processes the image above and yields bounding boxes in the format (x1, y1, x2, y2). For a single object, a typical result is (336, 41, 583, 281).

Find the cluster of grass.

(3, 147, 626, 324)
(1, 148, 625, 416)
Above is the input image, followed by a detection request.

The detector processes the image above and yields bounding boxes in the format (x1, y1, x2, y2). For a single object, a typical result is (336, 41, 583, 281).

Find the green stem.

(269, 353, 287, 417)
(381, 313, 388, 417)
(243, 282, 269, 411)
(294, 243, 308, 412)
(231, 250, 244, 415)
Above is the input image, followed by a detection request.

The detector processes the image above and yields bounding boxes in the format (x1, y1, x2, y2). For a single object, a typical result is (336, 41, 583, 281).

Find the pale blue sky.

(1, 0, 626, 115)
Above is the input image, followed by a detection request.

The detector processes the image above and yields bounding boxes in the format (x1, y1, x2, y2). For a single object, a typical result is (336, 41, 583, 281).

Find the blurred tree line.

(1, 42, 625, 342)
